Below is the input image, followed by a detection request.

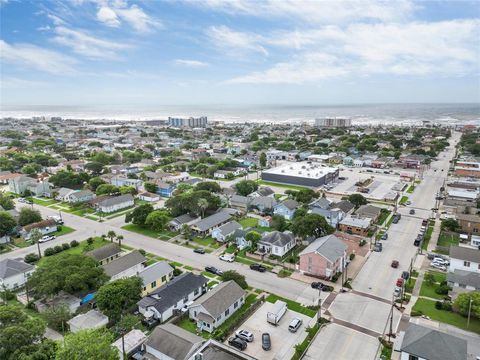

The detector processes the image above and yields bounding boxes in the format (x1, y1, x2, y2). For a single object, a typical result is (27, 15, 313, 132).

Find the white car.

(219, 254, 235, 262)
(235, 329, 254, 342)
(39, 235, 55, 243)
(432, 257, 449, 266)
(393, 287, 402, 297)
(431, 263, 447, 271)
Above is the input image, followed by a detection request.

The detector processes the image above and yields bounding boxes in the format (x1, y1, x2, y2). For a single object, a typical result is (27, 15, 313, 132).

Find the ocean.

(1, 103, 479, 126)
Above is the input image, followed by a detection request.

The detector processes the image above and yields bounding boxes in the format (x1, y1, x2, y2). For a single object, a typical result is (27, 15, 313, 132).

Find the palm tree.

(197, 198, 209, 218)
(30, 228, 43, 259)
(107, 230, 116, 242)
(116, 235, 124, 248)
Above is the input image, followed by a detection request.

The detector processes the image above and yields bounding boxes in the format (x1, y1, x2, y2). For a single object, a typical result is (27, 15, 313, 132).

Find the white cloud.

(95, 1, 161, 33)
(52, 26, 130, 59)
(175, 59, 209, 67)
(96, 6, 120, 27)
(226, 19, 480, 84)
(0, 40, 77, 74)
(206, 25, 268, 56)
(199, 0, 416, 24)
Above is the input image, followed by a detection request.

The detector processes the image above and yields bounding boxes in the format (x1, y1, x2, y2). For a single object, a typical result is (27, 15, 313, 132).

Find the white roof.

(448, 189, 479, 200)
(262, 162, 338, 180)
(112, 329, 147, 356)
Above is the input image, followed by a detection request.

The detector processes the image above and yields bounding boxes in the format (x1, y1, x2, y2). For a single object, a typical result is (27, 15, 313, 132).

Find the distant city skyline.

(1, 0, 479, 106)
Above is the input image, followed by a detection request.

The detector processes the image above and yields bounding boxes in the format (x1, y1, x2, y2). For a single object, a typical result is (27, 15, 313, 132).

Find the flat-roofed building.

(261, 162, 339, 187)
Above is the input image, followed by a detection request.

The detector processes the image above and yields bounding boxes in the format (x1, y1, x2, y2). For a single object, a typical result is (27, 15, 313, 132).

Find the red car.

(396, 278, 404, 287)
(391, 260, 399, 268)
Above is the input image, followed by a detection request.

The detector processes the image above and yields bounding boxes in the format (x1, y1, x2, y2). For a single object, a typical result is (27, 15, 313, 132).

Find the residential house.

(258, 216, 272, 228)
(214, 170, 232, 179)
(355, 204, 383, 222)
(155, 181, 176, 198)
(139, 261, 174, 296)
(111, 176, 143, 190)
(456, 213, 480, 235)
(68, 309, 109, 333)
(250, 196, 277, 213)
(20, 219, 57, 240)
(138, 192, 160, 202)
(8, 175, 51, 196)
(91, 194, 135, 213)
(449, 246, 480, 274)
(190, 211, 232, 236)
(55, 187, 75, 201)
(211, 221, 242, 243)
(66, 189, 96, 203)
(250, 186, 275, 198)
(0, 258, 35, 290)
(343, 156, 354, 166)
(231, 228, 251, 250)
(398, 323, 467, 360)
(144, 324, 203, 360)
(190, 339, 258, 360)
(339, 216, 371, 236)
(334, 200, 355, 215)
(169, 214, 201, 232)
(273, 199, 299, 220)
(447, 270, 480, 299)
(309, 198, 346, 227)
(0, 171, 21, 185)
(86, 243, 122, 265)
(258, 231, 296, 257)
(229, 194, 251, 212)
(189, 280, 246, 333)
(112, 329, 147, 360)
(137, 272, 208, 322)
(102, 250, 146, 281)
(298, 234, 347, 279)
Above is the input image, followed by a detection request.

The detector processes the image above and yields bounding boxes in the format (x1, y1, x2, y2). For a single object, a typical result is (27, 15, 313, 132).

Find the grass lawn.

(266, 294, 316, 318)
(256, 180, 309, 190)
(201, 271, 217, 278)
(122, 224, 176, 240)
(412, 298, 480, 334)
(421, 224, 435, 251)
(54, 225, 75, 237)
(419, 272, 446, 300)
(194, 237, 217, 247)
(177, 317, 210, 339)
(376, 209, 391, 226)
(27, 197, 59, 206)
(437, 232, 459, 248)
(399, 196, 409, 205)
(407, 185, 415, 194)
(427, 271, 447, 284)
(404, 277, 417, 294)
(38, 237, 110, 265)
(239, 217, 259, 228)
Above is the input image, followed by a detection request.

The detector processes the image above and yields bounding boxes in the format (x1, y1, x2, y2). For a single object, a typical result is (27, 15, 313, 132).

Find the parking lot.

(330, 167, 406, 201)
(231, 302, 316, 360)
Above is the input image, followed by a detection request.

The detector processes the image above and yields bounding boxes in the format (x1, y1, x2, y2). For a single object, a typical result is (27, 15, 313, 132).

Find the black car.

(413, 239, 420, 246)
(194, 248, 205, 254)
(262, 333, 271, 351)
(228, 336, 247, 351)
(401, 271, 410, 280)
(311, 282, 334, 292)
(205, 266, 223, 276)
(250, 263, 266, 272)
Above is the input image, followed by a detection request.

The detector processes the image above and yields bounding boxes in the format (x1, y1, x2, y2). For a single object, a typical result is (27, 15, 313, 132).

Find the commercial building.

(168, 116, 208, 128)
(261, 162, 339, 187)
(315, 117, 352, 127)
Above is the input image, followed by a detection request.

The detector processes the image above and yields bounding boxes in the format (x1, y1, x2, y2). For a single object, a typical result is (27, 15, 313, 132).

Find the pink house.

(299, 234, 347, 279)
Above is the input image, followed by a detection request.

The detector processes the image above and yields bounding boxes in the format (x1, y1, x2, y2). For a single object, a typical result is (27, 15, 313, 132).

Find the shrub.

(410, 310, 423, 317)
(70, 240, 79, 247)
(86, 237, 94, 245)
(0, 290, 15, 301)
(359, 239, 367, 247)
(435, 284, 450, 295)
(138, 249, 146, 256)
(44, 248, 55, 256)
(24, 253, 40, 264)
(442, 301, 452, 311)
(349, 253, 355, 261)
(62, 243, 70, 251)
(54, 245, 63, 254)
(331, 272, 341, 282)
(173, 268, 182, 276)
(435, 301, 443, 310)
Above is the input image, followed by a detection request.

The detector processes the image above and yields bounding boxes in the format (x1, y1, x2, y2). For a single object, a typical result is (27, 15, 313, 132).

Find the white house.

(102, 250, 146, 281)
(66, 189, 96, 203)
(0, 259, 35, 290)
(20, 219, 58, 240)
(449, 246, 480, 274)
(258, 231, 296, 257)
(273, 199, 299, 220)
(211, 221, 242, 243)
(137, 192, 160, 202)
(92, 194, 135, 213)
(189, 280, 245, 333)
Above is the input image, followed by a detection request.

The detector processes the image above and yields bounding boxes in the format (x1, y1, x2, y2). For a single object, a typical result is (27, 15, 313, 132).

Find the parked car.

(193, 248, 205, 254)
(180, 301, 193, 313)
(432, 257, 449, 266)
(39, 235, 55, 243)
(391, 260, 399, 268)
(393, 287, 402, 297)
(311, 282, 333, 292)
(431, 263, 447, 271)
(288, 318, 303, 333)
(262, 333, 271, 351)
(374, 243, 383, 252)
(228, 337, 247, 351)
(204, 266, 223, 276)
(235, 330, 254, 342)
(406, 201, 411, 205)
(381, 233, 388, 240)
(409, 209, 415, 215)
(219, 253, 235, 262)
(422, 219, 428, 226)
(250, 263, 266, 272)
(413, 239, 420, 247)
(401, 271, 410, 280)
(396, 278, 404, 287)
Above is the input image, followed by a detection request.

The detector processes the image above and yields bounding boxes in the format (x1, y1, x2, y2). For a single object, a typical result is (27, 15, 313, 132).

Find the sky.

(1, 0, 480, 107)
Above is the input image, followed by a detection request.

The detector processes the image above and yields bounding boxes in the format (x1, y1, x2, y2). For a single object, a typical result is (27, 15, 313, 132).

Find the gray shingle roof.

(333, 200, 355, 213)
(70, 189, 94, 199)
(138, 261, 173, 286)
(102, 250, 145, 277)
(137, 272, 207, 313)
(216, 221, 242, 236)
(279, 199, 299, 210)
(170, 213, 198, 226)
(230, 194, 250, 205)
(356, 204, 382, 218)
(86, 243, 121, 262)
(145, 324, 203, 360)
(448, 269, 480, 289)
(192, 280, 245, 319)
(192, 211, 232, 232)
(255, 187, 274, 197)
(401, 323, 467, 360)
(98, 194, 134, 207)
(449, 246, 480, 263)
(299, 234, 347, 263)
(0, 259, 34, 279)
(250, 196, 277, 209)
(259, 231, 295, 247)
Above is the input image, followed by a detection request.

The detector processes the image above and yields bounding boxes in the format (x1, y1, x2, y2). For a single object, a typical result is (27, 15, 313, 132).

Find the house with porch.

(258, 231, 296, 257)
(273, 199, 299, 220)
(20, 219, 58, 240)
(190, 211, 232, 236)
(211, 221, 242, 243)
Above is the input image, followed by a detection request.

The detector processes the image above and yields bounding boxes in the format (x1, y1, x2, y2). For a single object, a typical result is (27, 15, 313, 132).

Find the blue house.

(273, 199, 299, 220)
(156, 182, 175, 198)
(343, 156, 354, 166)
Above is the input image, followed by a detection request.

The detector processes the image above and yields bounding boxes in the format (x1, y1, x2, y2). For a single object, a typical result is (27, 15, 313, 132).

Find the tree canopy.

(145, 210, 171, 231)
(347, 193, 368, 207)
(96, 184, 120, 196)
(96, 277, 143, 322)
(235, 180, 258, 196)
(291, 213, 334, 239)
(28, 253, 109, 298)
(48, 170, 90, 189)
(441, 218, 460, 232)
(0, 211, 16, 237)
(221, 270, 248, 290)
(56, 329, 118, 360)
(165, 190, 221, 217)
(0, 192, 15, 210)
(18, 207, 42, 226)
(125, 204, 154, 226)
(454, 291, 480, 319)
(195, 181, 222, 193)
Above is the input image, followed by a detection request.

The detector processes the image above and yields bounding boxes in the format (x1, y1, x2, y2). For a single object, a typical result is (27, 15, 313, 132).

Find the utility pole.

(388, 295, 394, 343)
(467, 298, 473, 329)
(317, 286, 322, 324)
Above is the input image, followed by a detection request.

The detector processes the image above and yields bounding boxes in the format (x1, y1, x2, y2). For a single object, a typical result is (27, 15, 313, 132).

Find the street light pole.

(467, 298, 473, 329)
(317, 286, 322, 324)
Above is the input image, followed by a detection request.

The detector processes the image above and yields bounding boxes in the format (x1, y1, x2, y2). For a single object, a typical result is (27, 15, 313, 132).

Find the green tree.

(21, 163, 41, 176)
(84, 161, 104, 175)
(454, 291, 480, 318)
(271, 215, 288, 231)
(48, 170, 90, 189)
(221, 270, 248, 290)
(107, 230, 117, 242)
(125, 204, 154, 226)
(197, 198, 209, 218)
(291, 213, 334, 239)
(0, 211, 16, 237)
(0, 192, 15, 210)
(235, 180, 258, 196)
(295, 188, 319, 204)
(348, 193, 368, 208)
(18, 207, 42, 226)
(245, 231, 261, 250)
(441, 218, 460, 232)
(165, 190, 221, 217)
(28, 254, 108, 298)
(119, 186, 137, 195)
(56, 329, 118, 360)
(96, 277, 143, 322)
(42, 304, 71, 332)
(259, 152, 267, 168)
(88, 177, 107, 191)
(96, 184, 120, 196)
(195, 181, 222, 193)
(145, 210, 171, 231)
(144, 182, 157, 193)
